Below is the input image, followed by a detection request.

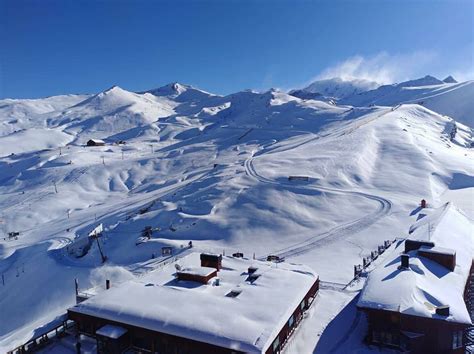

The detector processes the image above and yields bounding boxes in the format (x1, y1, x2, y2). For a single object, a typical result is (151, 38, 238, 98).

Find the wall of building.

(265, 277, 319, 354)
(362, 308, 468, 354)
(69, 276, 320, 354)
(68, 311, 243, 354)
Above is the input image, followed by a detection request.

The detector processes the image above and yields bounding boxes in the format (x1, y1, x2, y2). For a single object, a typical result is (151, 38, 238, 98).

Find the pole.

(2, 274, 4, 286)
(95, 232, 106, 263)
(59, 147, 62, 156)
(102, 156, 105, 165)
(75, 278, 79, 296)
(121, 151, 124, 160)
(53, 182, 58, 194)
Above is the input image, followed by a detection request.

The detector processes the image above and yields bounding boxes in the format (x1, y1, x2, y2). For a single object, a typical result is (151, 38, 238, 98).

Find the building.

(86, 139, 105, 147)
(68, 252, 319, 353)
(357, 203, 474, 353)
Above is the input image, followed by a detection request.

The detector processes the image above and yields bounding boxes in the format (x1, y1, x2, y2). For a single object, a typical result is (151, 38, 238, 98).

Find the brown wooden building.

(358, 204, 474, 353)
(86, 139, 105, 147)
(68, 252, 319, 353)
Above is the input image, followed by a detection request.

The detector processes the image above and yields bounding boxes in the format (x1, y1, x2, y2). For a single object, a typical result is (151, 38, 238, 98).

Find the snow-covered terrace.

(68, 252, 319, 353)
(358, 203, 474, 325)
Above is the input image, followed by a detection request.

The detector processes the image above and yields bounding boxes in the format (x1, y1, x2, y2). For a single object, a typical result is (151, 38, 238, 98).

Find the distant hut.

(86, 139, 105, 147)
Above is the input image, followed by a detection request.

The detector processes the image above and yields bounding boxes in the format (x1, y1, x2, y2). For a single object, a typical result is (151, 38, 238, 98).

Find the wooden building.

(67, 252, 319, 353)
(358, 203, 473, 353)
(86, 139, 105, 147)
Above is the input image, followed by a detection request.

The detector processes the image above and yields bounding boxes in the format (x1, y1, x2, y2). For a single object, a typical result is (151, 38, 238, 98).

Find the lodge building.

(357, 203, 473, 353)
(68, 252, 319, 353)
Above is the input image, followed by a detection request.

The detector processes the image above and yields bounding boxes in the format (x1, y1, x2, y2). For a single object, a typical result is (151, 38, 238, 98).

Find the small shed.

(95, 324, 129, 354)
(288, 176, 310, 182)
(267, 255, 283, 262)
(176, 267, 217, 284)
(86, 139, 105, 147)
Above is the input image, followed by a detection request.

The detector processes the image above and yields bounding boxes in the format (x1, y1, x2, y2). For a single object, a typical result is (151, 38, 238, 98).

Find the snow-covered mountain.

(342, 75, 474, 127)
(0, 94, 91, 137)
(0, 79, 473, 352)
(289, 77, 379, 101)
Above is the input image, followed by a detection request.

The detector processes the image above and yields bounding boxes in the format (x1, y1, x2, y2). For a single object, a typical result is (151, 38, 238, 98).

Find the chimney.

(248, 266, 258, 274)
(401, 254, 409, 269)
(436, 305, 450, 316)
(106, 279, 111, 290)
(200, 253, 222, 270)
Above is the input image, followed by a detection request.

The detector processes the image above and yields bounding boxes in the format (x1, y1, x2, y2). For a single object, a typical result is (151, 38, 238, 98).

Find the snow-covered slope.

(342, 75, 474, 127)
(46, 86, 177, 144)
(0, 94, 91, 137)
(0, 81, 473, 353)
(290, 77, 379, 101)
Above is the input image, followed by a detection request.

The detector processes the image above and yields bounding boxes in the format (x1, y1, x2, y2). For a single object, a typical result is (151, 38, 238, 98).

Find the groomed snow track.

(245, 139, 392, 260)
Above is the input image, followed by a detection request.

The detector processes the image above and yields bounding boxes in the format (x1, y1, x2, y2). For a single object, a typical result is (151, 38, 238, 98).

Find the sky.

(0, 0, 473, 99)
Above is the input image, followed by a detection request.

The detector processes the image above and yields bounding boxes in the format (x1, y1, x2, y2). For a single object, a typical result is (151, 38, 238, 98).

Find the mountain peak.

(397, 75, 443, 87)
(443, 75, 458, 84)
(290, 77, 379, 101)
(143, 82, 216, 102)
(102, 85, 127, 95)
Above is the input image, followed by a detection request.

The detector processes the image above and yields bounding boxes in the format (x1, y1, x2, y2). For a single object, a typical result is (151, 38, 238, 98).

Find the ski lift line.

(4, 165, 213, 242)
(0, 166, 90, 214)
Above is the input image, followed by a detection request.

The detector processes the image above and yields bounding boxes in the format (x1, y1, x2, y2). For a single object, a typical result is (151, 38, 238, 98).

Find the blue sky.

(0, 0, 473, 98)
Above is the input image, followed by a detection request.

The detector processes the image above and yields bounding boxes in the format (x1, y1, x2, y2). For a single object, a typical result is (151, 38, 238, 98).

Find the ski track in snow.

(245, 134, 392, 260)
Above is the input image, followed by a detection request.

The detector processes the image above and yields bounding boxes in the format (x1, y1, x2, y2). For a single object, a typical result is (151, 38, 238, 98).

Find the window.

(372, 330, 381, 343)
(226, 289, 242, 298)
(288, 315, 294, 328)
(272, 337, 280, 352)
(300, 300, 305, 311)
(452, 330, 463, 349)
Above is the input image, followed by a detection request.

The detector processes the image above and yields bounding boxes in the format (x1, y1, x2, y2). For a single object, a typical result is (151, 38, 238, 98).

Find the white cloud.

(316, 51, 437, 84)
(452, 68, 474, 82)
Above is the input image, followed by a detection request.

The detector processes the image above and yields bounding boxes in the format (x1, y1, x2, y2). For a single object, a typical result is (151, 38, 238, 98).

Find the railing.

(7, 318, 75, 354)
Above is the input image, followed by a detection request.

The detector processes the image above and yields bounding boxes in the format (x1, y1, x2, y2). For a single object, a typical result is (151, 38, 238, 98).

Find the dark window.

(372, 330, 399, 347)
(372, 330, 381, 343)
(452, 330, 463, 349)
(226, 289, 242, 298)
(133, 334, 151, 351)
(272, 337, 280, 352)
(288, 315, 294, 328)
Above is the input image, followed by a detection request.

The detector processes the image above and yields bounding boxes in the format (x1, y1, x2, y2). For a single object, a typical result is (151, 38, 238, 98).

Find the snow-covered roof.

(358, 203, 474, 325)
(418, 245, 455, 256)
(177, 266, 216, 277)
(96, 324, 128, 339)
(87, 138, 105, 144)
(69, 253, 318, 353)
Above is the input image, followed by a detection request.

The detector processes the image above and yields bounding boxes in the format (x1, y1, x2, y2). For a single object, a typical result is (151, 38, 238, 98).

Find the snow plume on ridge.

(317, 51, 437, 85)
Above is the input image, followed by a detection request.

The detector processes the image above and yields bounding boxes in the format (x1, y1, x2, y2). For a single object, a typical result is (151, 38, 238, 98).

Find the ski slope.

(0, 81, 473, 353)
(342, 76, 474, 127)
